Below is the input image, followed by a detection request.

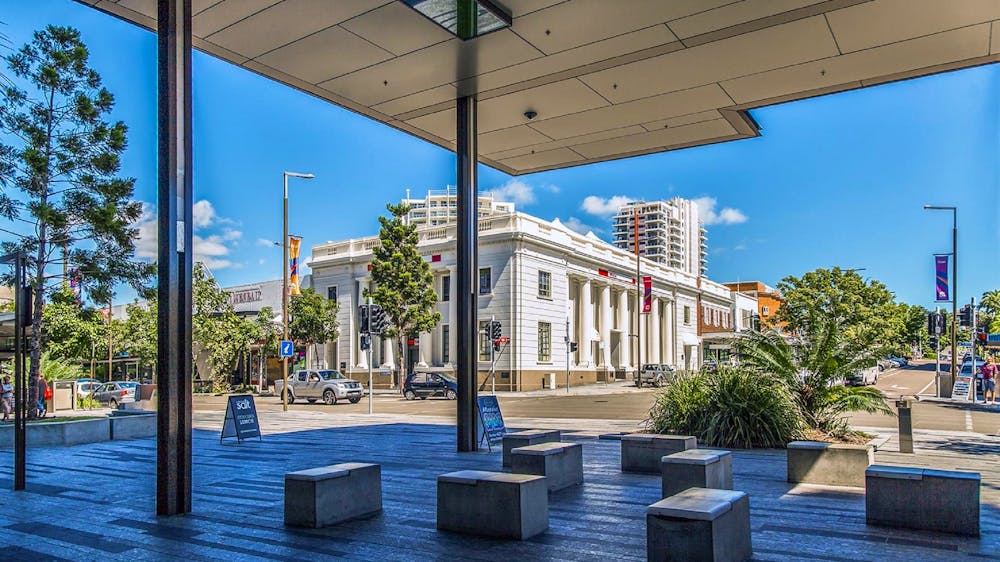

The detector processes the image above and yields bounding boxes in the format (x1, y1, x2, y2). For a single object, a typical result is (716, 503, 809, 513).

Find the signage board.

(279, 340, 294, 358)
(221, 394, 261, 443)
(951, 376, 973, 402)
(477, 395, 506, 451)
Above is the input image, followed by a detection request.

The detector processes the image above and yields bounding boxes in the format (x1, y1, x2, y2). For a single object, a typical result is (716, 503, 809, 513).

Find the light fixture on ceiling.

(401, 0, 512, 40)
(524, 110, 537, 120)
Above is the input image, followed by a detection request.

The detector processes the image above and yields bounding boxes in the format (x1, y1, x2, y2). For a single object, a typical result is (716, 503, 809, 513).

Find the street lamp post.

(282, 171, 314, 412)
(924, 205, 957, 394)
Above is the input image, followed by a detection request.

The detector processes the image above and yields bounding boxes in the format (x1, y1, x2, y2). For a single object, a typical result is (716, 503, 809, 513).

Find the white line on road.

(966, 411, 973, 432)
(917, 377, 936, 396)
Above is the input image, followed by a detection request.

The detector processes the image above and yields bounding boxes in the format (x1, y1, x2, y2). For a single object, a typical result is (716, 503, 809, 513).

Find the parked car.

(275, 369, 363, 405)
(403, 372, 458, 400)
(75, 381, 101, 397)
(92, 381, 138, 408)
(888, 355, 908, 367)
(636, 364, 674, 388)
(847, 363, 880, 386)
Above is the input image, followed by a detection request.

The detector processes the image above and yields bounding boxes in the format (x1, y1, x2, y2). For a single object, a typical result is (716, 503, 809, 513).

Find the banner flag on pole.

(289, 236, 302, 296)
(642, 276, 652, 313)
(934, 255, 949, 302)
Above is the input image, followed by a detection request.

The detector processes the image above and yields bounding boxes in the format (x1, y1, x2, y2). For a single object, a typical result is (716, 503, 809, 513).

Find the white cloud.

(132, 200, 242, 270)
(192, 200, 217, 228)
(256, 238, 276, 247)
(488, 179, 537, 205)
(581, 195, 634, 217)
(563, 216, 596, 235)
(258, 258, 266, 265)
(691, 196, 748, 226)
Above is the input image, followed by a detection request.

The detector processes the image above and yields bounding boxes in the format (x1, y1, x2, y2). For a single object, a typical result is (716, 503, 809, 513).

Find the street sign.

(221, 394, 261, 443)
(279, 340, 294, 358)
(477, 395, 506, 451)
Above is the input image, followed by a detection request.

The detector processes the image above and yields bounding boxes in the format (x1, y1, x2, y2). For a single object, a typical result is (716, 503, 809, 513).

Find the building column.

(580, 278, 594, 367)
(447, 266, 457, 366)
(356, 277, 369, 369)
(156, 0, 193, 517)
(455, 94, 478, 452)
(566, 279, 576, 366)
(663, 299, 674, 367)
(417, 331, 431, 367)
(651, 298, 661, 363)
(381, 337, 395, 369)
(600, 284, 612, 369)
(617, 289, 630, 370)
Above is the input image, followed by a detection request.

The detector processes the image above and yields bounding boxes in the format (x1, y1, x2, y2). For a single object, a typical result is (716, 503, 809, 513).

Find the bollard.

(896, 399, 913, 453)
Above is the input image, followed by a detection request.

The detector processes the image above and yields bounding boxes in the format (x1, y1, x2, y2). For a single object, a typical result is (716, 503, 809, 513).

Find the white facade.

(309, 212, 733, 390)
(403, 188, 515, 227)
(611, 198, 708, 276)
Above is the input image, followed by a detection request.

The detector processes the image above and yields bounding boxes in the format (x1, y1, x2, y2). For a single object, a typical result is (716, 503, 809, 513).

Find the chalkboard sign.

(477, 395, 506, 451)
(221, 394, 261, 443)
(952, 375, 973, 402)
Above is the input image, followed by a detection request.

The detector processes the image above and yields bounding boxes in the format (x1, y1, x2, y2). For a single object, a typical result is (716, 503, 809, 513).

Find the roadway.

(192, 361, 999, 435)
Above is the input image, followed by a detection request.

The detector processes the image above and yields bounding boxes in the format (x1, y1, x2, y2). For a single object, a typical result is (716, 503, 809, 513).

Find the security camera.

(524, 110, 537, 120)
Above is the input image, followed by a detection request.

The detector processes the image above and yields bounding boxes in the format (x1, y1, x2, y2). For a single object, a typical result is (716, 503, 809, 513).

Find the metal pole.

(951, 211, 957, 387)
(282, 173, 289, 413)
(634, 210, 641, 381)
(13, 253, 25, 490)
(490, 315, 495, 395)
(107, 297, 113, 382)
(156, 0, 193, 516)
(935, 308, 941, 397)
(565, 319, 570, 394)
(455, 95, 478, 452)
(368, 297, 374, 415)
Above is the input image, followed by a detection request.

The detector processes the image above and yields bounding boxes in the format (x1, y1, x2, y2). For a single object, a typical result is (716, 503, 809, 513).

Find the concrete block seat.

(510, 442, 583, 492)
(502, 429, 561, 467)
(284, 462, 382, 528)
(787, 440, 873, 487)
(866, 465, 980, 536)
(647, 488, 752, 562)
(437, 470, 548, 540)
(662, 449, 733, 499)
(622, 433, 697, 474)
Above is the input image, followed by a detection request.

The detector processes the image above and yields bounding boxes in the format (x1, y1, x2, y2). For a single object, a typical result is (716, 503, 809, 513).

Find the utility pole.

(565, 318, 570, 394)
(634, 209, 641, 383)
(490, 315, 496, 395)
(367, 298, 374, 415)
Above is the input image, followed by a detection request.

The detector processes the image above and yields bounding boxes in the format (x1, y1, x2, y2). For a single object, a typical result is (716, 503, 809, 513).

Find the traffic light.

(370, 305, 389, 334)
(977, 330, 987, 345)
(359, 304, 370, 334)
(360, 333, 370, 351)
(490, 320, 502, 340)
(569, 342, 578, 353)
(929, 335, 939, 350)
(958, 305, 972, 327)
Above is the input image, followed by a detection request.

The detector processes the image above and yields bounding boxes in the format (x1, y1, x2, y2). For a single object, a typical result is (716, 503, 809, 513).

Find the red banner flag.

(642, 276, 652, 313)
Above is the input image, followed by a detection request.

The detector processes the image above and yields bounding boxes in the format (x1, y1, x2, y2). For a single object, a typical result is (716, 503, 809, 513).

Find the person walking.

(1, 375, 12, 422)
(35, 372, 48, 418)
(980, 356, 997, 405)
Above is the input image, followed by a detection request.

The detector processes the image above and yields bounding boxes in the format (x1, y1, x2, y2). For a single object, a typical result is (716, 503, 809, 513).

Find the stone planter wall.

(0, 414, 156, 448)
(109, 413, 157, 440)
(786, 440, 874, 487)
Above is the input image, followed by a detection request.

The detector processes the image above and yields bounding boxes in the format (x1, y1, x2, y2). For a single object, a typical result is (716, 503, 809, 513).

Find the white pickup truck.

(275, 369, 364, 405)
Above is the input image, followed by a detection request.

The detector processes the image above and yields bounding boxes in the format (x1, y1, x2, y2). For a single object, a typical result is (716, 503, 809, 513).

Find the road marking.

(966, 411, 973, 432)
(916, 377, 936, 396)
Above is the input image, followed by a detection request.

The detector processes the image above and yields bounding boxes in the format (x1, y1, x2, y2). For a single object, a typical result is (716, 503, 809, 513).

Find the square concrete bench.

(510, 442, 583, 492)
(787, 440, 873, 487)
(437, 470, 548, 540)
(647, 487, 751, 562)
(662, 449, 733, 499)
(284, 462, 382, 528)
(866, 465, 980, 536)
(502, 429, 561, 467)
(622, 433, 697, 474)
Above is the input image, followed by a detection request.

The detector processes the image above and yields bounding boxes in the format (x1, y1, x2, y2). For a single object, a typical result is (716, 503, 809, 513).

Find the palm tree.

(734, 319, 893, 436)
(980, 289, 1000, 333)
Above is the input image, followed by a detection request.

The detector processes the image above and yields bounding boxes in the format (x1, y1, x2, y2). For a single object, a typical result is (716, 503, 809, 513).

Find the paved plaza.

(0, 410, 997, 561)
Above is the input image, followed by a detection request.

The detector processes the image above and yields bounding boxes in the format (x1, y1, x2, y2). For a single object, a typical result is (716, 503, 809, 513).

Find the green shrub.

(77, 395, 100, 410)
(646, 368, 801, 449)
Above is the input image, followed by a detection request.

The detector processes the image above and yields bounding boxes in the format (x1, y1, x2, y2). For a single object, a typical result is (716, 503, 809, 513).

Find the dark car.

(92, 381, 138, 408)
(403, 372, 457, 400)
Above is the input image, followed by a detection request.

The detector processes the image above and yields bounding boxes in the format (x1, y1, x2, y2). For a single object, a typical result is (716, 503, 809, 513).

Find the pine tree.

(0, 26, 152, 382)
(367, 203, 441, 387)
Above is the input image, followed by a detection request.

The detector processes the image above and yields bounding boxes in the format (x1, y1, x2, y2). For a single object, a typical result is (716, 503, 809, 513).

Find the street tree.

(118, 298, 157, 374)
(41, 286, 102, 362)
(0, 26, 152, 382)
(192, 263, 260, 391)
(366, 203, 441, 386)
(775, 267, 898, 354)
(980, 289, 1000, 333)
(289, 287, 339, 367)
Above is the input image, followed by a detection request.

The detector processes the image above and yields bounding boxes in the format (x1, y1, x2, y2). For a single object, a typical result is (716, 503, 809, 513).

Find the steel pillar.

(156, 0, 194, 516)
(12, 253, 25, 490)
(456, 95, 478, 452)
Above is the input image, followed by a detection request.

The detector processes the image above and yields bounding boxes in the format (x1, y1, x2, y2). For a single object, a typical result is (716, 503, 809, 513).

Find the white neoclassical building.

(308, 211, 734, 391)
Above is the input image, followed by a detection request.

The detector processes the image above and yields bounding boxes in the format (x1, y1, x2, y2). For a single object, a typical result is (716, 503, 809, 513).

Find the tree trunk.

(397, 335, 406, 391)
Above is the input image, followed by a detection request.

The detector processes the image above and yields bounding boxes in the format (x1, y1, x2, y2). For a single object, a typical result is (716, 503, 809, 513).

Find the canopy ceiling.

(78, 0, 1000, 175)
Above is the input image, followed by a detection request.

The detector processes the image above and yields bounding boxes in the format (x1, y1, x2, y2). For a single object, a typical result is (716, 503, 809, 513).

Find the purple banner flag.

(935, 255, 949, 302)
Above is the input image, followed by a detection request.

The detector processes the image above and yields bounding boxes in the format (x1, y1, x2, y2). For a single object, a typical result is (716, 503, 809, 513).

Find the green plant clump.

(646, 368, 801, 449)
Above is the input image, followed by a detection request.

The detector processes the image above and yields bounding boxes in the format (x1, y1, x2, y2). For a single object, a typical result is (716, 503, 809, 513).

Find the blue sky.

(3, 1, 998, 308)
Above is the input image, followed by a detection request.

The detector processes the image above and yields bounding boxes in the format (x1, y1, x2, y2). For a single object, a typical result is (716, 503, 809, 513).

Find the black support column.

(156, 0, 194, 516)
(456, 95, 479, 452)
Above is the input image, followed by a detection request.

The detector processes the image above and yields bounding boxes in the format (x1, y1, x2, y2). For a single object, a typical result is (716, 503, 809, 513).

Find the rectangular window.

(538, 322, 552, 363)
(327, 286, 337, 301)
(538, 270, 551, 298)
(479, 321, 491, 360)
(762, 306, 770, 316)
(442, 325, 450, 363)
(683, 306, 691, 325)
(442, 275, 450, 302)
(479, 268, 492, 295)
